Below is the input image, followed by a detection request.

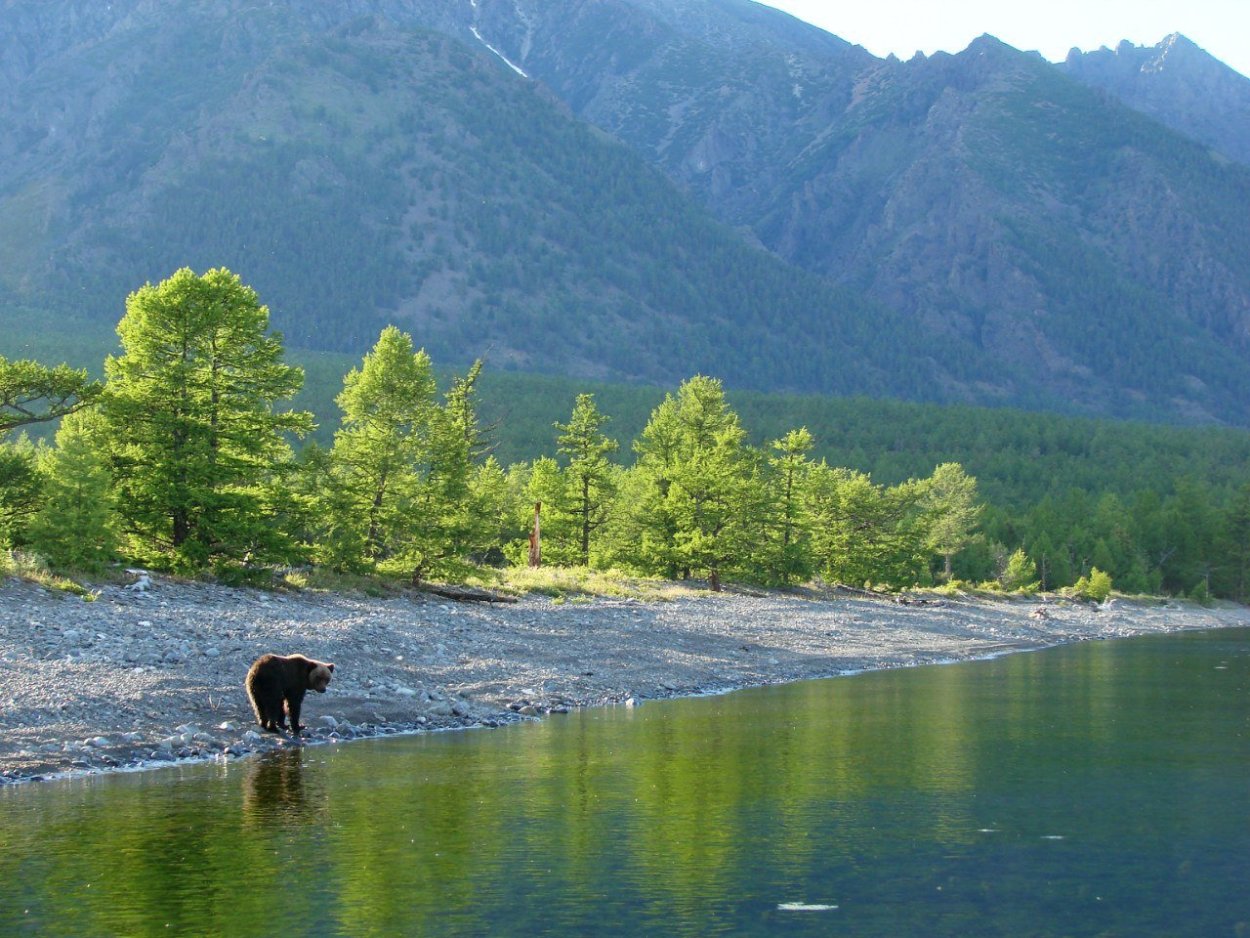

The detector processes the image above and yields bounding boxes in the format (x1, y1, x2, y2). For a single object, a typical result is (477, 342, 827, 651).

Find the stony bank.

(2, 574, 1247, 784)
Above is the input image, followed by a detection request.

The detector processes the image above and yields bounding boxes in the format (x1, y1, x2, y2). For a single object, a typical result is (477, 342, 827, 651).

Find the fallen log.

(414, 584, 519, 604)
(831, 583, 893, 599)
(832, 583, 944, 606)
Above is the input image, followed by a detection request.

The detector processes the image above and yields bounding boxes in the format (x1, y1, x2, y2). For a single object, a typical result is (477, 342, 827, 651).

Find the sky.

(755, 0, 1250, 78)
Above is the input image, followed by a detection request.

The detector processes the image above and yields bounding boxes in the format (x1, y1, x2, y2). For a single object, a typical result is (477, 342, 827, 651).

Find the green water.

(2, 628, 1248, 936)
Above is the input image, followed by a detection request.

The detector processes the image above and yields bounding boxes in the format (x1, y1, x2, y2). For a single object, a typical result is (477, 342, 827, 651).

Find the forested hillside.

(469, 1, 1250, 424)
(5, 300, 1249, 601)
(0, 10, 921, 395)
(3, 1, 1250, 422)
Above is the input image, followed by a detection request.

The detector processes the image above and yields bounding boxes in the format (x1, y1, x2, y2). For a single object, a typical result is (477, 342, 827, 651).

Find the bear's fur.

(245, 653, 335, 734)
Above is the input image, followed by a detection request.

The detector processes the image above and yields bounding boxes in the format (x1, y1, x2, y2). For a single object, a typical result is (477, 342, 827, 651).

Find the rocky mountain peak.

(5, 0, 1250, 423)
(1061, 32, 1250, 164)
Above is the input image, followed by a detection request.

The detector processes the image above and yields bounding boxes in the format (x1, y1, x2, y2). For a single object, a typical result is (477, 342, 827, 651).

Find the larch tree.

(806, 465, 928, 587)
(922, 462, 983, 582)
(0, 356, 100, 435)
(1225, 482, 1250, 602)
(27, 411, 117, 571)
(763, 427, 816, 584)
(0, 435, 41, 548)
(101, 268, 312, 570)
(662, 376, 750, 590)
(412, 360, 497, 579)
(323, 326, 437, 570)
(620, 392, 684, 578)
(555, 393, 618, 566)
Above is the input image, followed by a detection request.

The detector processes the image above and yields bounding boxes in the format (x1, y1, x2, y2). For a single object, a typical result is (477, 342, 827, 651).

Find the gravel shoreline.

(3, 573, 1247, 786)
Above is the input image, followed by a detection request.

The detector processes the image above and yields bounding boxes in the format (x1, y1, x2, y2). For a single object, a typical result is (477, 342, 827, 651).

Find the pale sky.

(755, 1, 1250, 78)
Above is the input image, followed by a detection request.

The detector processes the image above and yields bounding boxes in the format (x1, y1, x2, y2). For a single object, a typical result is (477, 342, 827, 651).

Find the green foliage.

(319, 326, 439, 570)
(921, 462, 983, 581)
(317, 332, 502, 581)
(999, 548, 1039, 594)
(1070, 567, 1113, 602)
(411, 361, 505, 579)
(758, 428, 817, 585)
(0, 355, 101, 434)
(0, 435, 43, 547)
(507, 457, 576, 568)
(1188, 578, 1212, 606)
(609, 377, 755, 589)
(1223, 483, 1250, 603)
(0, 549, 97, 597)
(554, 394, 619, 566)
(805, 466, 929, 587)
(27, 412, 117, 571)
(9, 283, 1250, 597)
(100, 268, 312, 571)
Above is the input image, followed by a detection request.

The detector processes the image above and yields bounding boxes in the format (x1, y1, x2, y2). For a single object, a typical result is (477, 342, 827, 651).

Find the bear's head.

(307, 660, 335, 693)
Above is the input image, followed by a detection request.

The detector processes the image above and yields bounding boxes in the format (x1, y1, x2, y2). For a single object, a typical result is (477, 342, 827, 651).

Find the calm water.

(1, 628, 1248, 936)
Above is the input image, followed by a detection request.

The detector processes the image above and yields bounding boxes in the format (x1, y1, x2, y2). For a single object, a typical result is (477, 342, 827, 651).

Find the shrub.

(1071, 567, 1113, 602)
(999, 548, 1040, 593)
(1189, 579, 1212, 606)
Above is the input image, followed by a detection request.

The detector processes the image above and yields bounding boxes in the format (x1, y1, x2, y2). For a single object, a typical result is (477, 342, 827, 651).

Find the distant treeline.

(3, 272, 1250, 599)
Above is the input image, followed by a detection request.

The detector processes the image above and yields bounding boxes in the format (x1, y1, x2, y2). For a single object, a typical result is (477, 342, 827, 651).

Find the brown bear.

(245, 653, 335, 735)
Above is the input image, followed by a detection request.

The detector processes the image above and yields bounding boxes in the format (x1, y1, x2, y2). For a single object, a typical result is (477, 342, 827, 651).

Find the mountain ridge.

(1061, 33, 1250, 166)
(4, 0, 1250, 424)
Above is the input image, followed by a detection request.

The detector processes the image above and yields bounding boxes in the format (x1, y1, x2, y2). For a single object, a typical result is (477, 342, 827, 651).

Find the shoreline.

(2, 575, 1247, 787)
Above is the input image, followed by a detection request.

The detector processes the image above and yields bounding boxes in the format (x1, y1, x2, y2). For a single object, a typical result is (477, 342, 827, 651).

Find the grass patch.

(476, 566, 704, 602)
(1, 550, 101, 599)
(277, 566, 406, 598)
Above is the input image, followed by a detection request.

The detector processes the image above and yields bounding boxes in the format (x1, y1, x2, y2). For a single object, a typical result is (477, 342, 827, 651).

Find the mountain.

(0, 0, 938, 396)
(4, 0, 1250, 424)
(1061, 34, 1250, 167)
(466, 2, 1250, 424)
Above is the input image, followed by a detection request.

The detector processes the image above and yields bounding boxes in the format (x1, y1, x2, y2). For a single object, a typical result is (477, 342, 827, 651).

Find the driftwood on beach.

(412, 583, 519, 604)
(832, 583, 945, 606)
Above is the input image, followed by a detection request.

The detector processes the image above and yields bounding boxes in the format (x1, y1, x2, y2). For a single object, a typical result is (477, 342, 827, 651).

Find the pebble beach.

(2, 573, 1247, 785)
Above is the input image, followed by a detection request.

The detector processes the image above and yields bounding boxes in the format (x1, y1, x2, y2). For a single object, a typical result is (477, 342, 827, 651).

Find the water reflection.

(1, 628, 1247, 936)
(241, 748, 328, 827)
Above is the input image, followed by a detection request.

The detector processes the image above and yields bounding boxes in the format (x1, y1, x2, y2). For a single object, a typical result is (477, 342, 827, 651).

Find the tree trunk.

(580, 477, 591, 566)
(528, 501, 542, 568)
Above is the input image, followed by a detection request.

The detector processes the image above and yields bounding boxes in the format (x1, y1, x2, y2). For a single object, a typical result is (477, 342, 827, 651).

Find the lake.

(1, 627, 1247, 936)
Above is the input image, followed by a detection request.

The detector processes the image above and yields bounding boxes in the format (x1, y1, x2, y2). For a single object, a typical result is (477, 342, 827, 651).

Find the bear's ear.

(327, 663, 335, 673)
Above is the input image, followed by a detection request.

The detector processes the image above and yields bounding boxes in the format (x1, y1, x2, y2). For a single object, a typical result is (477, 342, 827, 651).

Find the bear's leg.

(286, 695, 303, 735)
(262, 704, 284, 733)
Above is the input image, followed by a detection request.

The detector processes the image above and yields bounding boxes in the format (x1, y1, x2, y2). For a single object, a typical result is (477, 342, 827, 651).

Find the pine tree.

(762, 428, 816, 584)
(0, 356, 100, 434)
(658, 376, 750, 590)
(0, 435, 42, 548)
(922, 462, 983, 581)
(101, 268, 312, 570)
(27, 411, 116, 571)
(323, 326, 437, 570)
(555, 393, 618, 566)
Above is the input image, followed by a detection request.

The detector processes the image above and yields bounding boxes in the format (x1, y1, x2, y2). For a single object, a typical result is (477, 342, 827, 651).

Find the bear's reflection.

(241, 747, 329, 826)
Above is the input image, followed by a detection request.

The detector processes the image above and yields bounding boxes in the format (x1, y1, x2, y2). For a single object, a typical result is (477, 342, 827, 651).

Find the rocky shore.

(2, 573, 1247, 785)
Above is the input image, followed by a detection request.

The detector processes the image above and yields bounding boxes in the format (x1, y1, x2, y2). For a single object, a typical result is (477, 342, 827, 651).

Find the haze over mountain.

(3, 0, 1250, 424)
